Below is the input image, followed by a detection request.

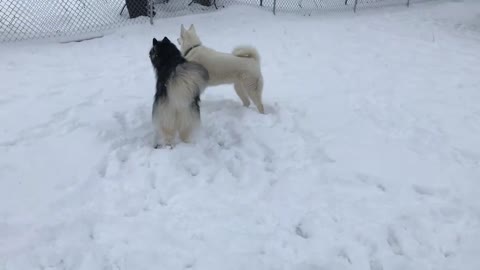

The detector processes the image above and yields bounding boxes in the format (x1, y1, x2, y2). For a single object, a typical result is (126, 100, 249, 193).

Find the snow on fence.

(0, 0, 429, 42)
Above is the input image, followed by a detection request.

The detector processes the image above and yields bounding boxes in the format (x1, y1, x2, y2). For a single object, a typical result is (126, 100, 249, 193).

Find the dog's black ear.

(162, 36, 171, 43)
(153, 38, 158, 46)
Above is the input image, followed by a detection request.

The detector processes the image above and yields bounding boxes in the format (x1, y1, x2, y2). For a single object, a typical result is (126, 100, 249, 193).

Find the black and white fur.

(149, 37, 209, 148)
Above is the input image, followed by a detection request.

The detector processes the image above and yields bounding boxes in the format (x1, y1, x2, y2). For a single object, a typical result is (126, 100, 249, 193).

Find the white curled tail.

(232, 46, 260, 63)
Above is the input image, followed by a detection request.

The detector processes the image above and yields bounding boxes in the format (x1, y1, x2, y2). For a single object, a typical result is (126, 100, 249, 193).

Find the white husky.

(177, 24, 265, 114)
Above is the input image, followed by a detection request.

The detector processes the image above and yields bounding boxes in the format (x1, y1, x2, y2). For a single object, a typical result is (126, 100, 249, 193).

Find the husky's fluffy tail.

(232, 46, 260, 63)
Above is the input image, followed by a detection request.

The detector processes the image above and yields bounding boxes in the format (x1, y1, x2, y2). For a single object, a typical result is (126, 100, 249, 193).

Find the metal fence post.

(149, 0, 154, 25)
(354, 0, 358, 12)
(407, 0, 410, 7)
(273, 0, 276, 15)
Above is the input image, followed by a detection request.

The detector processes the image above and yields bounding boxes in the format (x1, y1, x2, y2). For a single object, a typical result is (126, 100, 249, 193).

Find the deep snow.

(1, 1, 480, 270)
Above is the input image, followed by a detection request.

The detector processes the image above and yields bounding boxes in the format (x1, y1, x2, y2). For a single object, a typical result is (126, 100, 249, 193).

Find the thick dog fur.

(149, 37, 209, 148)
(178, 24, 265, 114)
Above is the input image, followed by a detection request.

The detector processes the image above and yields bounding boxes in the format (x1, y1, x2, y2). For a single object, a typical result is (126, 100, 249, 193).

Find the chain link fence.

(1, 0, 431, 42)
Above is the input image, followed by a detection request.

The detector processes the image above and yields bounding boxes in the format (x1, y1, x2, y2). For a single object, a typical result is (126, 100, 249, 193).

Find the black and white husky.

(149, 37, 209, 148)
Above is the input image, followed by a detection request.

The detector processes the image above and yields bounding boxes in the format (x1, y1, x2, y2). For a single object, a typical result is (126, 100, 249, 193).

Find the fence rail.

(1, 0, 430, 42)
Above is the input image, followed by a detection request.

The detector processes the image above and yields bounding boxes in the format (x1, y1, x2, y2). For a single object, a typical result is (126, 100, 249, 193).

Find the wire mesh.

(0, 0, 432, 42)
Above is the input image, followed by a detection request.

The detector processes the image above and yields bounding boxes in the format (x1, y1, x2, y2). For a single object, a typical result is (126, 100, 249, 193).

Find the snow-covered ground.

(1, 1, 480, 269)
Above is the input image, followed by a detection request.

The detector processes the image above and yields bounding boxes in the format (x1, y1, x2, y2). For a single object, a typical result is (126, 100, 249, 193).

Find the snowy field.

(1, 1, 480, 269)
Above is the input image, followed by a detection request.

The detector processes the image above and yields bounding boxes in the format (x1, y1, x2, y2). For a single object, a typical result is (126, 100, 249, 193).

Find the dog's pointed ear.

(189, 24, 196, 32)
(181, 24, 186, 36)
(152, 38, 158, 45)
(162, 36, 170, 43)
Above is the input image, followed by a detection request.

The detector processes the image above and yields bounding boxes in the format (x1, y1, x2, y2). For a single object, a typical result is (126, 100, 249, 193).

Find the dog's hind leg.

(153, 106, 176, 148)
(234, 82, 250, 107)
(244, 77, 265, 114)
(161, 126, 176, 147)
(179, 126, 193, 143)
(178, 109, 200, 143)
(153, 130, 161, 148)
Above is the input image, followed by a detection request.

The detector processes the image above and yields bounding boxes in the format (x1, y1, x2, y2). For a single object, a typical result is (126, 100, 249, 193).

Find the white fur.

(178, 24, 265, 114)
